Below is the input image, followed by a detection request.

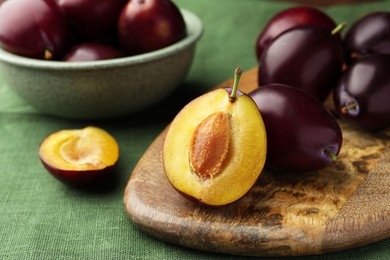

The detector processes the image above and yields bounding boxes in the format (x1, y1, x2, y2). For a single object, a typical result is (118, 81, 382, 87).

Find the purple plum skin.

(258, 26, 344, 102)
(63, 43, 124, 62)
(118, 0, 186, 55)
(249, 84, 343, 172)
(255, 6, 338, 61)
(333, 54, 390, 130)
(344, 12, 390, 63)
(0, 0, 68, 60)
(56, 0, 127, 41)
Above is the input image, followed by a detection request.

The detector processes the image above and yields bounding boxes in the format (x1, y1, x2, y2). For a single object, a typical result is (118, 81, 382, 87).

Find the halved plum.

(163, 69, 267, 206)
(39, 126, 119, 185)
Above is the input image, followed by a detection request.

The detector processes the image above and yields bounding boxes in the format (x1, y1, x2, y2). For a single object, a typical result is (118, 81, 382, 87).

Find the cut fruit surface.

(163, 86, 267, 206)
(39, 126, 119, 184)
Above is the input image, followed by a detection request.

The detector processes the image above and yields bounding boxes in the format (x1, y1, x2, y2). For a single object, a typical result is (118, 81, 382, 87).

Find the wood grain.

(124, 67, 390, 256)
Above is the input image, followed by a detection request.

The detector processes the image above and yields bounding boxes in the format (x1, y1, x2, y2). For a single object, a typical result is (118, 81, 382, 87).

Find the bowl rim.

(0, 8, 203, 71)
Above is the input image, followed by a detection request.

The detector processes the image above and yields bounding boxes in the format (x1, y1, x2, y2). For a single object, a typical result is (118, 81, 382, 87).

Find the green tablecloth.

(1, 0, 389, 259)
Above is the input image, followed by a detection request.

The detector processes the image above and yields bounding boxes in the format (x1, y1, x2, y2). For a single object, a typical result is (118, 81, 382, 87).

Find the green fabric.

(1, 0, 389, 259)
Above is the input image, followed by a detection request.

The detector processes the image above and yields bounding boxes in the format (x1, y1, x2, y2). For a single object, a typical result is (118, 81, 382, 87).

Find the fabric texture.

(1, 0, 389, 259)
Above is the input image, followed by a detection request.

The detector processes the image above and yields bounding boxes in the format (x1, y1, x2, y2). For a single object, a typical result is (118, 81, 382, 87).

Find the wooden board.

(124, 67, 390, 257)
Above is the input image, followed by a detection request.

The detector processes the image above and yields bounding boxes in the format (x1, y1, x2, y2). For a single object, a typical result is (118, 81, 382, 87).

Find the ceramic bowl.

(0, 9, 203, 120)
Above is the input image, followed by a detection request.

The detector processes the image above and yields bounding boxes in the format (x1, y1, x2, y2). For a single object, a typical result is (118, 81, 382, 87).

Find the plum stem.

(341, 102, 357, 114)
(325, 148, 338, 162)
(44, 50, 53, 60)
(229, 67, 242, 102)
(331, 22, 347, 35)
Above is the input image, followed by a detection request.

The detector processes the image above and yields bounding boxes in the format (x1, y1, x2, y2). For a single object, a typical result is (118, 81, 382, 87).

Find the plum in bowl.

(0, 9, 203, 120)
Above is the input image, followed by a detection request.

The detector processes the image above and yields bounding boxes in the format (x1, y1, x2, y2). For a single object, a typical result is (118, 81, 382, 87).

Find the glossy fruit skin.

(41, 161, 116, 186)
(56, 0, 127, 41)
(333, 54, 390, 130)
(118, 0, 186, 55)
(63, 43, 124, 61)
(255, 6, 338, 61)
(0, 0, 68, 60)
(344, 12, 390, 63)
(258, 26, 344, 102)
(249, 84, 342, 172)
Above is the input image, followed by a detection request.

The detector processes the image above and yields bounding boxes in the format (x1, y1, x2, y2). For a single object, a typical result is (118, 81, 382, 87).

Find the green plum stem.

(341, 102, 357, 114)
(331, 22, 347, 35)
(325, 148, 338, 162)
(229, 67, 242, 102)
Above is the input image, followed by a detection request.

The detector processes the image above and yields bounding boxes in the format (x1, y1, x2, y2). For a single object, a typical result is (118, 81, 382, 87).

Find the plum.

(344, 12, 390, 63)
(255, 6, 338, 60)
(39, 126, 119, 185)
(163, 68, 267, 206)
(258, 25, 344, 102)
(118, 0, 186, 55)
(249, 84, 342, 172)
(0, 0, 68, 60)
(333, 54, 390, 130)
(63, 43, 124, 62)
(56, 0, 127, 41)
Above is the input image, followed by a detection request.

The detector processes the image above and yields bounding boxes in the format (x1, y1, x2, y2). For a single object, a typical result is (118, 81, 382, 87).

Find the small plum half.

(39, 126, 119, 185)
(249, 84, 342, 172)
(163, 69, 267, 206)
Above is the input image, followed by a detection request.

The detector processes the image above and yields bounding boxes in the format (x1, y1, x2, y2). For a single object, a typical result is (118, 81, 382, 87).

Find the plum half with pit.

(0, 0, 68, 60)
(344, 12, 390, 63)
(63, 43, 124, 62)
(333, 54, 390, 130)
(163, 68, 267, 206)
(255, 6, 338, 60)
(258, 25, 344, 102)
(118, 0, 186, 55)
(249, 84, 342, 172)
